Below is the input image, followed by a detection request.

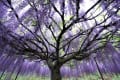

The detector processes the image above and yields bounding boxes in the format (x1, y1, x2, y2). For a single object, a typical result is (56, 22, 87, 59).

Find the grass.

(0, 73, 120, 80)
(63, 73, 120, 80)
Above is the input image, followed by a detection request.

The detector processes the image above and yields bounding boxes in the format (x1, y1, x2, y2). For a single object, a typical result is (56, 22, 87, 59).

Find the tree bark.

(50, 66, 62, 80)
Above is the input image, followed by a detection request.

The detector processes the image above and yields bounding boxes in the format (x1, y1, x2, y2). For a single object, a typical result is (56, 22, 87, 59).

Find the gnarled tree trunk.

(50, 66, 61, 80)
(47, 60, 62, 80)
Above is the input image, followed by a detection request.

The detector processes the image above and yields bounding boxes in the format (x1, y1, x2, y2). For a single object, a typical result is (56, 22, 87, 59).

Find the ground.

(1, 73, 120, 80)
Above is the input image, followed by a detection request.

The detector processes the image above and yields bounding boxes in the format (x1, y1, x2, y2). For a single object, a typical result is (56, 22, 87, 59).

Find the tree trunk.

(50, 66, 62, 80)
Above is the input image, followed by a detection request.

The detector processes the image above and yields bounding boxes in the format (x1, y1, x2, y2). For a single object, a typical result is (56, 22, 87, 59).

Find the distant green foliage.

(117, 10, 120, 16)
(112, 35, 120, 47)
(31, 20, 37, 26)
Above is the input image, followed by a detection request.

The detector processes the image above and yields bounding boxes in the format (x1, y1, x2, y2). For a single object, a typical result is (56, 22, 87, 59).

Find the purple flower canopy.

(0, 0, 120, 79)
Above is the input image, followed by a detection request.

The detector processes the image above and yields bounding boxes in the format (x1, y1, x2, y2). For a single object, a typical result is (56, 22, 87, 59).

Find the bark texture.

(50, 66, 61, 80)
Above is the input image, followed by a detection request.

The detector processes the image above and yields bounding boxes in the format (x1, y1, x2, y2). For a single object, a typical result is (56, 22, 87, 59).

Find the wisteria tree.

(0, 0, 120, 80)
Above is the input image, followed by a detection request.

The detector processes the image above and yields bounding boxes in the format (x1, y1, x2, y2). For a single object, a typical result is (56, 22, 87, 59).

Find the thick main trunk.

(47, 59, 63, 80)
(50, 66, 62, 80)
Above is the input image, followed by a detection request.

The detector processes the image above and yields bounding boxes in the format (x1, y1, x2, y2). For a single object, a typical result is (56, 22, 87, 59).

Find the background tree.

(0, 0, 120, 80)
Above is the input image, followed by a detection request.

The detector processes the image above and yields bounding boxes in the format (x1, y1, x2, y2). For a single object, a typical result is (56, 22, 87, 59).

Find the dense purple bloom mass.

(0, 0, 120, 80)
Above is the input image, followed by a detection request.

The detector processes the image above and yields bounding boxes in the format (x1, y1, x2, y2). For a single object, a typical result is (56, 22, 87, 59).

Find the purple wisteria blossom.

(0, 0, 120, 80)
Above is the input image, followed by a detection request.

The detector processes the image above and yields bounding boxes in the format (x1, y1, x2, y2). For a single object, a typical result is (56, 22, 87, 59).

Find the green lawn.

(1, 73, 120, 80)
